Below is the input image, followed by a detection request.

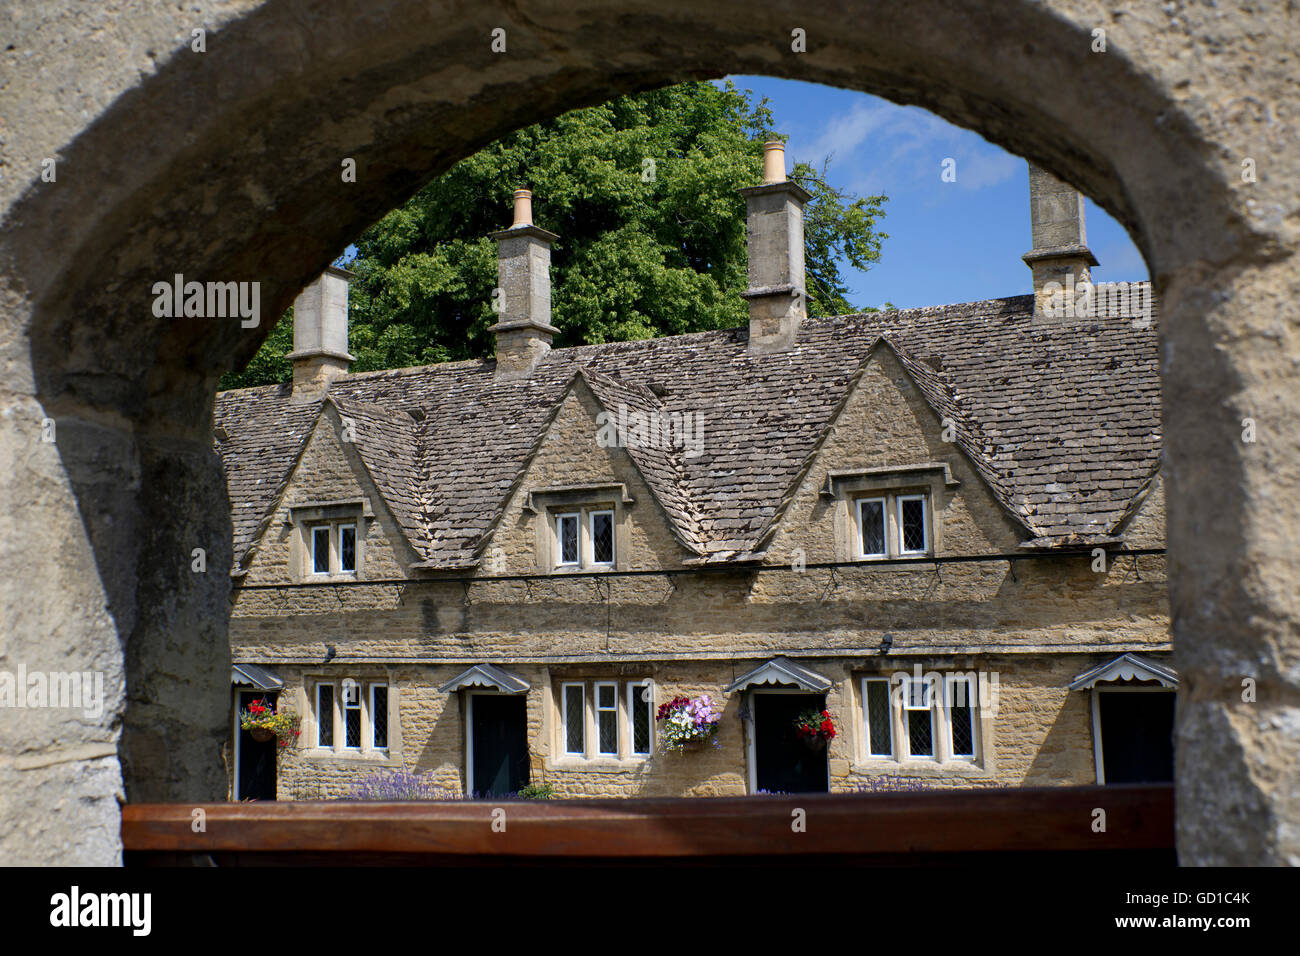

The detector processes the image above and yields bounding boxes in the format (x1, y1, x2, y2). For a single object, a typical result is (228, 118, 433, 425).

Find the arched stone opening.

(2, 1, 1295, 865)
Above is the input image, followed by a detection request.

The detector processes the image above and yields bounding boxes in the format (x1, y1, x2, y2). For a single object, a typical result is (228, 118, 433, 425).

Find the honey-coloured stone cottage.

(217, 144, 1172, 800)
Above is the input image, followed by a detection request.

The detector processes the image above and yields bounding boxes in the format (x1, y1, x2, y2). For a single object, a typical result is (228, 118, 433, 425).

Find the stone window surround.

(848, 669, 995, 776)
(525, 484, 634, 573)
(300, 672, 399, 767)
(548, 675, 654, 771)
(286, 497, 373, 583)
(823, 464, 958, 561)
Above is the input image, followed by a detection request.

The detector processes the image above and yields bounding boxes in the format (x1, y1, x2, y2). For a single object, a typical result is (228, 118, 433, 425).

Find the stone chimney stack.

(489, 189, 560, 380)
(288, 265, 355, 402)
(1022, 163, 1098, 322)
(739, 140, 811, 354)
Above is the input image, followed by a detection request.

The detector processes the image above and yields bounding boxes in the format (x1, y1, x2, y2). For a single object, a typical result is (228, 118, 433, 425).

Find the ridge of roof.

(325, 395, 432, 562)
(214, 291, 1061, 399)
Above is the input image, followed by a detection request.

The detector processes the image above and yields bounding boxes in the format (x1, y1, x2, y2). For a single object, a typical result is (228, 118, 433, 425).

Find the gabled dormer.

(476, 371, 700, 576)
(234, 397, 425, 586)
(758, 340, 1026, 567)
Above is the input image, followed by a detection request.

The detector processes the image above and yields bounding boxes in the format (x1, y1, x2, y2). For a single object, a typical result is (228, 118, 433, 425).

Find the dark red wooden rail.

(123, 784, 1175, 865)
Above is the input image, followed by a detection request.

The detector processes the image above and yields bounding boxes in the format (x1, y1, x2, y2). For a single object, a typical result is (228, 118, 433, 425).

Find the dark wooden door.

(1099, 691, 1175, 783)
(471, 694, 530, 797)
(237, 690, 277, 800)
(754, 693, 829, 794)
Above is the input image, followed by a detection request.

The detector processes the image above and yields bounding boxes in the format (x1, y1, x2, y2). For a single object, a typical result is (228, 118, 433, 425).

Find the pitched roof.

(214, 290, 1161, 570)
(327, 395, 431, 560)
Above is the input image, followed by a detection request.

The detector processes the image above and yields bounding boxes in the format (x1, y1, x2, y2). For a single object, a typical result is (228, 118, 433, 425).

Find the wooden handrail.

(123, 785, 1174, 864)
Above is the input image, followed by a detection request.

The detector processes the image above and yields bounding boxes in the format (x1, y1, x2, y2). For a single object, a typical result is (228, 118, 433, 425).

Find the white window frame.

(594, 680, 620, 756)
(627, 681, 654, 756)
(309, 679, 390, 756)
(864, 672, 982, 764)
(860, 677, 894, 759)
(369, 682, 388, 751)
(853, 492, 932, 560)
(556, 679, 653, 761)
(856, 497, 887, 559)
(555, 512, 581, 567)
(341, 680, 362, 751)
(561, 682, 586, 756)
(338, 523, 357, 573)
(901, 674, 933, 711)
(589, 509, 615, 567)
(315, 682, 336, 748)
(943, 674, 978, 760)
(894, 674, 938, 761)
(307, 520, 361, 577)
(311, 525, 332, 575)
(896, 494, 930, 556)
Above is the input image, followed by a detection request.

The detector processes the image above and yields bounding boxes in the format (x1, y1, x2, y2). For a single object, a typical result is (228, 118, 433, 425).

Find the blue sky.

(723, 76, 1148, 311)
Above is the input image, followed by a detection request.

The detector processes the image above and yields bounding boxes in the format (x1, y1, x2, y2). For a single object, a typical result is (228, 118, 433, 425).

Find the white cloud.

(798, 101, 892, 167)
(795, 98, 1020, 195)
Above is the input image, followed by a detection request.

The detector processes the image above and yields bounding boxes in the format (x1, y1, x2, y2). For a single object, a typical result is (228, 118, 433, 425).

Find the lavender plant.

(345, 769, 460, 801)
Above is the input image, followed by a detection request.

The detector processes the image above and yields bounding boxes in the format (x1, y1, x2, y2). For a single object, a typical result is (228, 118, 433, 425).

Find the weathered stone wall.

(230, 372, 1170, 665)
(227, 361, 1168, 800)
(244, 653, 1117, 800)
(3, 0, 1296, 865)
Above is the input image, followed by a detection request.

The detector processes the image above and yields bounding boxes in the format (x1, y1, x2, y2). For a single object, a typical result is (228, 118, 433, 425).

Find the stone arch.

(2, 1, 1295, 865)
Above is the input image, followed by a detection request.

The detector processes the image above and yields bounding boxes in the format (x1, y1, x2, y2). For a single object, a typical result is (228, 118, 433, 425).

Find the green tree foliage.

(220, 81, 886, 389)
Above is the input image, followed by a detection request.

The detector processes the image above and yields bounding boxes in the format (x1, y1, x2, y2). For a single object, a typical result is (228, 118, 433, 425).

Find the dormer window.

(555, 513, 580, 567)
(854, 491, 931, 559)
(897, 495, 928, 555)
(550, 506, 615, 570)
(286, 498, 371, 582)
(524, 484, 632, 573)
(308, 520, 359, 576)
(590, 510, 614, 565)
(824, 465, 953, 563)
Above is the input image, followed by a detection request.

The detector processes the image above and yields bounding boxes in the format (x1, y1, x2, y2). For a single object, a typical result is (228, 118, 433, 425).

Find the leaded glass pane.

(598, 707, 617, 755)
(908, 708, 933, 757)
(949, 681, 974, 757)
(900, 497, 926, 552)
(559, 515, 578, 564)
(345, 702, 361, 748)
(372, 686, 388, 749)
(860, 500, 885, 556)
(866, 680, 892, 756)
(313, 526, 330, 573)
(592, 512, 614, 564)
(340, 525, 356, 572)
(632, 684, 651, 754)
(317, 684, 333, 747)
(564, 685, 584, 754)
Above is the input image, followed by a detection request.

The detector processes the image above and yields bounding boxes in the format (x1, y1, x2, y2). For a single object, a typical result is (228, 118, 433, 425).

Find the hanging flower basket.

(800, 733, 828, 752)
(239, 698, 302, 749)
(794, 708, 836, 751)
(656, 694, 721, 753)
